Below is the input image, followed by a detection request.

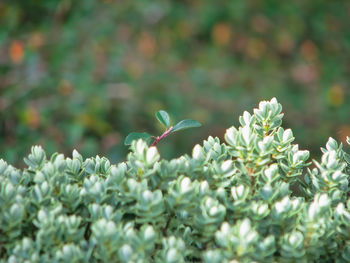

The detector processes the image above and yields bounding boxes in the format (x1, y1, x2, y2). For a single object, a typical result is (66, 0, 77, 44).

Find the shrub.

(0, 98, 349, 262)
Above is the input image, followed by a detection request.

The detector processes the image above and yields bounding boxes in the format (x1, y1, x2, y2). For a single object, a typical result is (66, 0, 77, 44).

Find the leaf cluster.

(125, 110, 201, 146)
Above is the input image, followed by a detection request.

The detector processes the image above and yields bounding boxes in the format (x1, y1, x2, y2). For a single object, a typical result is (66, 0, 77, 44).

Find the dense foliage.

(1, 99, 349, 262)
(1, 1, 350, 164)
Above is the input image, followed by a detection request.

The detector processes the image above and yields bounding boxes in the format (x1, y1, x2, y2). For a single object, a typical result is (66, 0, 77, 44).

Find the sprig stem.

(151, 126, 173, 146)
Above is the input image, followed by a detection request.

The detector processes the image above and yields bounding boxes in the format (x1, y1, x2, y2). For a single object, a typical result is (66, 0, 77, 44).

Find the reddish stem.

(151, 126, 173, 146)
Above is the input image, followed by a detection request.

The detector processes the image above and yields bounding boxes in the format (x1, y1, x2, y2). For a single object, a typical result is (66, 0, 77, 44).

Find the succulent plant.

(1, 98, 349, 262)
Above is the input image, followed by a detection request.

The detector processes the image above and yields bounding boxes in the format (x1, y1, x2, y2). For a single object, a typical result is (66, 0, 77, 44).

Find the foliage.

(1, 98, 350, 262)
(125, 110, 201, 146)
(1, 1, 350, 164)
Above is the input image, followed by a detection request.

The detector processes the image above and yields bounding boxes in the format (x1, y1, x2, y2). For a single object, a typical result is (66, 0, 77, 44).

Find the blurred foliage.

(0, 0, 349, 164)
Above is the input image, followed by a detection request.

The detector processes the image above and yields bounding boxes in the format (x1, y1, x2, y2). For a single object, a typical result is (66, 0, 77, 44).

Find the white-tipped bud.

(142, 190, 153, 202)
(200, 181, 209, 194)
(264, 164, 278, 181)
(241, 125, 251, 145)
(135, 140, 147, 155)
(144, 225, 156, 240)
(180, 177, 191, 193)
(282, 129, 293, 142)
(239, 219, 251, 237)
(146, 146, 159, 164)
(225, 127, 238, 146)
(221, 160, 232, 172)
(292, 150, 309, 164)
(231, 185, 248, 201)
(192, 144, 203, 160)
(119, 244, 133, 261)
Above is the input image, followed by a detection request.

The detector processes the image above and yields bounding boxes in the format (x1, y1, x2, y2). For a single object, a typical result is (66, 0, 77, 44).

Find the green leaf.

(124, 132, 152, 145)
(172, 119, 201, 132)
(155, 110, 170, 128)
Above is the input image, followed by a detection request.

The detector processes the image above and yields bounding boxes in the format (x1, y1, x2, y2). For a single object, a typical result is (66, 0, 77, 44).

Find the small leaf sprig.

(124, 110, 201, 146)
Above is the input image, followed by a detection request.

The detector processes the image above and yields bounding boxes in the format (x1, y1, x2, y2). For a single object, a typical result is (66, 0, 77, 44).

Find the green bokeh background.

(1, 0, 349, 165)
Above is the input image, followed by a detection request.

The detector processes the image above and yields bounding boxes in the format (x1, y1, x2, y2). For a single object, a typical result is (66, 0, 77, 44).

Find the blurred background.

(0, 0, 349, 165)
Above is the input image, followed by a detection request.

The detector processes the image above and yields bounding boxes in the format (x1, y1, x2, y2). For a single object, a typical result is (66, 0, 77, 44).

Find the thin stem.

(162, 215, 172, 236)
(151, 126, 173, 146)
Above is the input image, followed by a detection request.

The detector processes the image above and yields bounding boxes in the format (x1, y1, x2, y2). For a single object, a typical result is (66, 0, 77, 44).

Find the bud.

(5, 183, 15, 199)
(200, 181, 209, 194)
(239, 219, 252, 237)
(292, 150, 309, 164)
(72, 149, 83, 161)
(180, 177, 192, 193)
(119, 244, 133, 261)
(142, 190, 153, 202)
(231, 185, 248, 201)
(264, 164, 279, 182)
(282, 129, 293, 142)
(10, 203, 23, 219)
(146, 146, 159, 164)
(0, 159, 7, 174)
(192, 144, 203, 160)
(135, 140, 147, 155)
(143, 225, 156, 241)
(241, 125, 251, 145)
(275, 196, 291, 214)
(166, 248, 178, 262)
(225, 127, 238, 146)
(221, 160, 232, 173)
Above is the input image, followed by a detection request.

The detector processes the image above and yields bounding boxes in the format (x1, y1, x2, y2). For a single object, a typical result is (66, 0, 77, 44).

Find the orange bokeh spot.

(277, 32, 295, 55)
(246, 38, 266, 59)
(138, 32, 157, 58)
(124, 58, 144, 79)
(9, 41, 24, 64)
(300, 40, 318, 61)
(23, 106, 40, 129)
(58, 79, 73, 96)
(327, 84, 344, 107)
(28, 32, 44, 50)
(251, 15, 269, 34)
(212, 23, 232, 46)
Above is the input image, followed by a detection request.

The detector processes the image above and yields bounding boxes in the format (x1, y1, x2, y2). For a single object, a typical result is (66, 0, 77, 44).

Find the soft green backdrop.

(0, 0, 349, 165)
